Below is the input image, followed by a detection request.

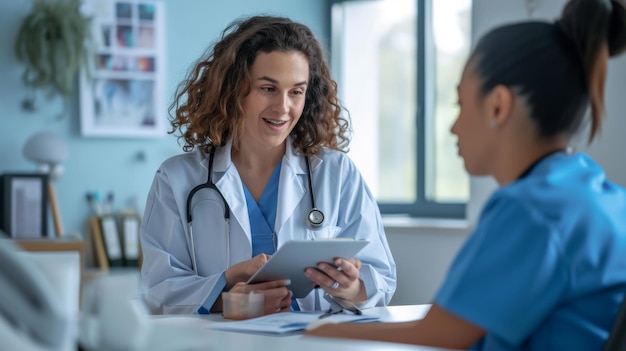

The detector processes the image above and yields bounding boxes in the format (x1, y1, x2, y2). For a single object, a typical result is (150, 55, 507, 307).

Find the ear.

(485, 85, 514, 128)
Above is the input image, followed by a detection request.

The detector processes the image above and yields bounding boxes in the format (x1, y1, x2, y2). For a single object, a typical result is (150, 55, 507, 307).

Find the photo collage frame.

(80, 0, 165, 137)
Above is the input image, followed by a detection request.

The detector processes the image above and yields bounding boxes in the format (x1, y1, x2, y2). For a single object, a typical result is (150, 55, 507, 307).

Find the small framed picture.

(0, 173, 49, 238)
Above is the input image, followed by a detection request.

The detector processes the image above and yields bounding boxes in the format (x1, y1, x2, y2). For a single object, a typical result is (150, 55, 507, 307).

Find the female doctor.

(139, 15, 396, 315)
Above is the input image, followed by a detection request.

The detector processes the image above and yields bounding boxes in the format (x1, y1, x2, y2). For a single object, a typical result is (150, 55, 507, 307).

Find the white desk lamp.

(23, 131, 68, 238)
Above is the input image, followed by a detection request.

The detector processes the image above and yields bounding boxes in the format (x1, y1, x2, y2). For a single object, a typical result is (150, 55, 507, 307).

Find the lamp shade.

(23, 132, 69, 165)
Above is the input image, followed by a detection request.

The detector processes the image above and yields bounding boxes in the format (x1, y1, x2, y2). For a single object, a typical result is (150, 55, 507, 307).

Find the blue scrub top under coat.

(242, 161, 301, 311)
(198, 162, 283, 315)
(243, 162, 281, 257)
(435, 152, 626, 351)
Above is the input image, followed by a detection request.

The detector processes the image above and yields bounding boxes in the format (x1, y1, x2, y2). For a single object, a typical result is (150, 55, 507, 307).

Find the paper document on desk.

(209, 312, 379, 334)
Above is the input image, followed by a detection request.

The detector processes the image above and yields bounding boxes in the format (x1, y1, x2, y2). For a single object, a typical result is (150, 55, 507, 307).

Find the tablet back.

(247, 239, 369, 298)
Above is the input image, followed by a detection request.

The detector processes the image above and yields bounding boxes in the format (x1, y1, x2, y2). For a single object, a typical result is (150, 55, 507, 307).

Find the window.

(331, 0, 471, 218)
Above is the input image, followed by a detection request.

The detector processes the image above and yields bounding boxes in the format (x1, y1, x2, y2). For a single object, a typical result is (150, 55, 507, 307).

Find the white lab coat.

(140, 137, 396, 314)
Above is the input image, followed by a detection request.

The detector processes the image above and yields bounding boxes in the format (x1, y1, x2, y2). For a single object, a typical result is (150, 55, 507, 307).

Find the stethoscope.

(185, 150, 324, 274)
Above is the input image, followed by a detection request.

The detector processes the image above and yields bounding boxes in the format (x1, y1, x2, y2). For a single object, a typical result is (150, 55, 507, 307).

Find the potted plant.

(14, 0, 93, 113)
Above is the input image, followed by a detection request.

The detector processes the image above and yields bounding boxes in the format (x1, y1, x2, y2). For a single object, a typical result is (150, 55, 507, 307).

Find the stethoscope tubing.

(186, 150, 231, 274)
(185, 150, 323, 275)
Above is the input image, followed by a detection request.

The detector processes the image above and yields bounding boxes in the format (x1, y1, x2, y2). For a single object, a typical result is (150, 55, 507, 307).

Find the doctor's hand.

(229, 280, 293, 315)
(224, 253, 270, 288)
(304, 257, 367, 302)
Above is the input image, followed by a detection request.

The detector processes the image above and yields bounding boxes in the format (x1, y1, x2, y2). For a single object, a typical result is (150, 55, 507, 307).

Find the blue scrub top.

(242, 161, 301, 311)
(435, 152, 626, 350)
(198, 162, 284, 315)
(243, 162, 281, 257)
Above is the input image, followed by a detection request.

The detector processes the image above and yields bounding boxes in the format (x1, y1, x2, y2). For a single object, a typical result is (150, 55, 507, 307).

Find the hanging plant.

(14, 0, 93, 113)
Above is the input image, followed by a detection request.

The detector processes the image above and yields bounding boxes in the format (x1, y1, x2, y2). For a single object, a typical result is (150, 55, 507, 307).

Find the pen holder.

(222, 292, 264, 320)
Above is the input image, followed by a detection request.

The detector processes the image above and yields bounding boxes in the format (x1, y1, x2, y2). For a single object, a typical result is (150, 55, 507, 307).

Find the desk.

(13, 238, 84, 266)
(141, 305, 459, 351)
(77, 273, 451, 350)
(13, 238, 86, 289)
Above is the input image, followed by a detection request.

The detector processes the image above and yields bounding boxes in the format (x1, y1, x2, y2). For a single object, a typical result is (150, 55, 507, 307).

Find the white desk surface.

(144, 305, 460, 351)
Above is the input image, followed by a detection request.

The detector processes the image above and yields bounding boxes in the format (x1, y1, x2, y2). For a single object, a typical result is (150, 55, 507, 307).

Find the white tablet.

(246, 239, 369, 298)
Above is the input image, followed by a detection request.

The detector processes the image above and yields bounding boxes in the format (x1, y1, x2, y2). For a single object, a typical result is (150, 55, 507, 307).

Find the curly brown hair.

(168, 15, 351, 156)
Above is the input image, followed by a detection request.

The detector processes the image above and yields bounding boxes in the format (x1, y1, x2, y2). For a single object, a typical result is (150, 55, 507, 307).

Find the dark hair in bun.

(470, 0, 626, 143)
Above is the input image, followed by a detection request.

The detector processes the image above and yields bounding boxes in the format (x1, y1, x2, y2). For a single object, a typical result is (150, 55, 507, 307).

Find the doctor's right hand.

(224, 253, 270, 288)
(229, 280, 293, 314)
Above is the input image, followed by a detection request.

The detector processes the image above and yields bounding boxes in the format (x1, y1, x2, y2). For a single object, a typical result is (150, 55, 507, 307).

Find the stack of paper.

(209, 312, 379, 334)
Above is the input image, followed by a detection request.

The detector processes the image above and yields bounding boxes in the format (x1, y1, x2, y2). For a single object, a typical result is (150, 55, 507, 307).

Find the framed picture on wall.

(0, 173, 48, 238)
(79, 0, 166, 138)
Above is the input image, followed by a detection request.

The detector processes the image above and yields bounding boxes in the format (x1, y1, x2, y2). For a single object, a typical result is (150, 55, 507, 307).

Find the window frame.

(329, 0, 467, 219)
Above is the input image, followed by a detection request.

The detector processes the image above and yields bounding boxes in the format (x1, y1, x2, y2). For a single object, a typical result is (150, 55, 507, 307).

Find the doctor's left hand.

(229, 280, 293, 315)
(304, 257, 367, 302)
(224, 253, 270, 288)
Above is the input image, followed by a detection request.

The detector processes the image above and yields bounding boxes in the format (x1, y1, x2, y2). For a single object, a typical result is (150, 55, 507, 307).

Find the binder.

(119, 211, 141, 267)
(88, 216, 108, 271)
(98, 215, 124, 267)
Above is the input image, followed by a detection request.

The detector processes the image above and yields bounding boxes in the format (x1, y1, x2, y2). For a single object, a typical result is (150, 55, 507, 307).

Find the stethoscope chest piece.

(306, 208, 325, 229)
(304, 156, 325, 230)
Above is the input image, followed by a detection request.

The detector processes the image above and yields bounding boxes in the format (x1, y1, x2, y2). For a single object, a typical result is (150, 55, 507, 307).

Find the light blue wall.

(0, 0, 330, 236)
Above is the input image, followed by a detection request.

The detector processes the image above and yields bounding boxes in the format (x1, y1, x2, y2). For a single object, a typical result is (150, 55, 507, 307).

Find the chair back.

(604, 294, 626, 351)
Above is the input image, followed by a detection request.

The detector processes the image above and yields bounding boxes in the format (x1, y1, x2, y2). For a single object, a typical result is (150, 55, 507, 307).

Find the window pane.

(428, 0, 471, 202)
(332, 0, 470, 215)
(332, 0, 417, 203)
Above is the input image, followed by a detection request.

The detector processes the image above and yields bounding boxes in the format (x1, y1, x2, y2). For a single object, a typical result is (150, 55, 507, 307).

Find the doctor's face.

(450, 61, 498, 176)
(240, 50, 309, 152)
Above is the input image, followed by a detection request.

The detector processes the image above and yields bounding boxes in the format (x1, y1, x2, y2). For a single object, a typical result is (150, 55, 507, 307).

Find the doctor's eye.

(260, 86, 276, 93)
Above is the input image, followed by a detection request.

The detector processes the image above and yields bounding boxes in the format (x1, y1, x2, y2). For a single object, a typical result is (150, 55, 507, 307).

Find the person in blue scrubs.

(306, 0, 626, 349)
(139, 16, 396, 316)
